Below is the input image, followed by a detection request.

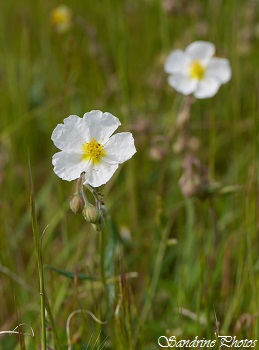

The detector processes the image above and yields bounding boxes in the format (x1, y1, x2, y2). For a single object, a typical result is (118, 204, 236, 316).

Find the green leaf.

(44, 265, 96, 281)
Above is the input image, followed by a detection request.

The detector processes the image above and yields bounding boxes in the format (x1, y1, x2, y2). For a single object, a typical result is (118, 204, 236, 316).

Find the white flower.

(51, 110, 136, 187)
(164, 41, 231, 99)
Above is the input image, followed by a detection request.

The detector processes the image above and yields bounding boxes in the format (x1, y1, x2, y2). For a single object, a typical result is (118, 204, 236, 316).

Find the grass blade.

(28, 155, 47, 350)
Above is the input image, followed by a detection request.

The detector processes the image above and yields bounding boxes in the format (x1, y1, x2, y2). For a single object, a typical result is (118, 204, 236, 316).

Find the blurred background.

(0, 0, 258, 349)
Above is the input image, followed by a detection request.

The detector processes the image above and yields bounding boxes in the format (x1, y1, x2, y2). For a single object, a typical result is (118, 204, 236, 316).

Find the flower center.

(81, 138, 106, 164)
(189, 60, 205, 80)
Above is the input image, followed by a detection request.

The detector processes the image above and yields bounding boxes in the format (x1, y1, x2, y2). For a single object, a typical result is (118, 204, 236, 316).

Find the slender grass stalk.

(28, 156, 46, 350)
(100, 228, 107, 288)
(139, 226, 169, 321)
(44, 295, 60, 350)
(135, 213, 176, 342)
(209, 197, 220, 254)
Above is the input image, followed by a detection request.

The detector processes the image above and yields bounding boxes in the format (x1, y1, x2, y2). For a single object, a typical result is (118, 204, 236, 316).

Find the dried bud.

(69, 193, 84, 214)
(162, 0, 178, 14)
(149, 145, 167, 161)
(179, 175, 199, 198)
(173, 134, 188, 154)
(82, 203, 101, 224)
(187, 136, 200, 151)
(179, 155, 209, 199)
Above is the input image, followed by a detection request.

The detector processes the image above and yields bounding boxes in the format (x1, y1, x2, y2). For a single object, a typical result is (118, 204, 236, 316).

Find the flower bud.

(100, 205, 108, 219)
(69, 193, 84, 214)
(92, 214, 105, 232)
(82, 203, 101, 224)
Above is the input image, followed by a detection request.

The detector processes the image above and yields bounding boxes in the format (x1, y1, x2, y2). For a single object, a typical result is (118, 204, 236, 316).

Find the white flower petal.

(52, 151, 85, 181)
(194, 77, 220, 99)
(103, 132, 136, 164)
(168, 74, 198, 95)
(51, 115, 90, 153)
(164, 50, 190, 75)
(186, 41, 215, 65)
(83, 160, 119, 187)
(83, 110, 121, 144)
(206, 58, 231, 84)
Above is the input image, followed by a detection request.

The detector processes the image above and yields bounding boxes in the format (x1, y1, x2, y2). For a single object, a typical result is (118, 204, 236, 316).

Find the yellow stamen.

(189, 60, 205, 80)
(81, 138, 106, 164)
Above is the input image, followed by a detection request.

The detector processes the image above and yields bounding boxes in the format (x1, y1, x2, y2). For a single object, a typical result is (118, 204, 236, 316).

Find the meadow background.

(0, 0, 259, 349)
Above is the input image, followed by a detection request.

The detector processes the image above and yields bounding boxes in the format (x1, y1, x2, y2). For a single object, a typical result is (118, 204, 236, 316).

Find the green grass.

(0, 0, 259, 349)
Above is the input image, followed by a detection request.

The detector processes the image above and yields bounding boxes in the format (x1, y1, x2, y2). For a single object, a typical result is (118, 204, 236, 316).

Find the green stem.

(29, 158, 46, 350)
(80, 177, 89, 205)
(45, 295, 60, 350)
(82, 178, 107, 292)
(138, 229, 168, 322)
(84, 183, 101, 207)
(209, 197, 220, 252)
(100, 229, 107, 287)
(39, 253, 46, 350)
(135, 215, 175, 341)
(76, 175, 82, 194)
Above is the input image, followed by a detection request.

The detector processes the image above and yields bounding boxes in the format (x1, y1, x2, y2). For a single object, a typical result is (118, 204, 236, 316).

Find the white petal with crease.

(83, 161, 119, 187)
(206, 58, 231, 83)
(168, 74, 198, 95)
(103, 132, 136, 164)
(164, 50, 190, 75)
(186, 41, 215, 64)
(52, 152, 85, 181)
(51, 115, 89, 153)
(194, 77, 220, 99)
(83, 110, 121, 143)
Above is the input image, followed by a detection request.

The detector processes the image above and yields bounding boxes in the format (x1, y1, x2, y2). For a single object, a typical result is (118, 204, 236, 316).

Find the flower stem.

(84, 183, 101, 207)
(76, 175, 82, 194)
(81, 178, 107, 288)
(80, 176, 90, 206)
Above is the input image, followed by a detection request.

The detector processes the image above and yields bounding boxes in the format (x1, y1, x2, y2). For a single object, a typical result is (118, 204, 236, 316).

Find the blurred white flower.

(164, 41, 231, 98)
(52, 110, 136, 187)
(50, 5, 72, 33)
